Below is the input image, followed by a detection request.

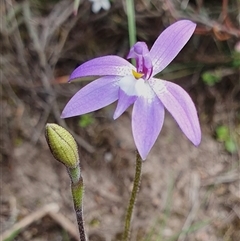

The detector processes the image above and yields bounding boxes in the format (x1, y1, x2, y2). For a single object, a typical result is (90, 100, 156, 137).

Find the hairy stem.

(71, 175, 86, 241)
(122, 151, 142, 241)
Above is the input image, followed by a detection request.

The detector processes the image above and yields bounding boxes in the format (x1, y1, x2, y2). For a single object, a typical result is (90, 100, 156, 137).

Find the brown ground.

(1, 0, 240, 241)
(1, 100, 240, 241)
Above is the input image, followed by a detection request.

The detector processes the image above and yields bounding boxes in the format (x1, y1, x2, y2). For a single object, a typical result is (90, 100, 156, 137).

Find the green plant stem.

(126, 0, 137, 64)
(122, 151, 142, 241)
(71, 176, 86, 241)
(68, 166, 81, 184)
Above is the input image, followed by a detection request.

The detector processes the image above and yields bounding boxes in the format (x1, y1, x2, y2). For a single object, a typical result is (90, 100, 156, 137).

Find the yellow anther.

(132, 70, 144, 79)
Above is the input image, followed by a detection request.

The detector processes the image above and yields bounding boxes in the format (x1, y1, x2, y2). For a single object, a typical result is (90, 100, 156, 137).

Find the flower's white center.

(118, 75, 137, 96)
(118, 72, 155, 101)
(135, 78, 154, 99)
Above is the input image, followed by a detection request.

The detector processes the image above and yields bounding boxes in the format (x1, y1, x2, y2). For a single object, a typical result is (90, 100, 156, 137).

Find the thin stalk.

(126, 0, 137, 64)
(122, 151, 142, 241)
(71, 175, 86, 241)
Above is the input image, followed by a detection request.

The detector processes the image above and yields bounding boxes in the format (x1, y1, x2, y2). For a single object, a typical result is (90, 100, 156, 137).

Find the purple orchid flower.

(61, 20, 201, 160)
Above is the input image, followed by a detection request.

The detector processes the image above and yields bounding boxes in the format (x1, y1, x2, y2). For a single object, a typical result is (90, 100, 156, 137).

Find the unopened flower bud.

(45, 123, 79, 168)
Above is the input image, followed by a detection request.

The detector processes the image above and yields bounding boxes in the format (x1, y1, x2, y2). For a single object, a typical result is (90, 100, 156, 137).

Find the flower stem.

(122, 151, 142, 241)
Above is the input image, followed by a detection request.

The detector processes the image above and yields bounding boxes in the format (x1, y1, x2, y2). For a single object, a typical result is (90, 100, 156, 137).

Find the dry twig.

(0, 203, 59, 241)
(177, 172, 201, 241)
(201, 170, 240, 186)
(0, 203, 80, 241)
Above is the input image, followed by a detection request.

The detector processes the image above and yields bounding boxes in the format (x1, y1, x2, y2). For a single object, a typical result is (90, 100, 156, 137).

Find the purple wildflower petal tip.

(132, 96, 165, 160)
(150, 20, 196, 76)
(70, 56, 134, 81)
(61, 76, 119, 118)
(150, 79, 201, 146)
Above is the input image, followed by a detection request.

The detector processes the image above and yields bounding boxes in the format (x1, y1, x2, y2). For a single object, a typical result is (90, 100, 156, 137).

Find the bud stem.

(45, 124, 86, 241)
(71, 175, 86, 241)
(68, 166, 81, 184)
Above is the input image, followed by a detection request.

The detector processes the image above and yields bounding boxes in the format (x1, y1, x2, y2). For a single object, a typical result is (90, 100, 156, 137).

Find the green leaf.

(202, 71, 222, 86)
(78, 114, 94, 128)
(225, 138, 237, 154)
(215, 125, 229, 142)
(232, 52, 240, 67)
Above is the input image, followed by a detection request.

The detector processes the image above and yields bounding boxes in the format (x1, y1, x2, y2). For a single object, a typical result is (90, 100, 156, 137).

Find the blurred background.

(1, 0, 240, 240)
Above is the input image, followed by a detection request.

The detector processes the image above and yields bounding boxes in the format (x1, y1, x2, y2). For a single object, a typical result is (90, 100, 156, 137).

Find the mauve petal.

(61, 76, 120, 118)
(150, 20, 196, 76)
(132, 96, 165, 160)
(149, 78, 201, 145)
(70, 56, 134, 81)
(113, 89, 137, 119)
